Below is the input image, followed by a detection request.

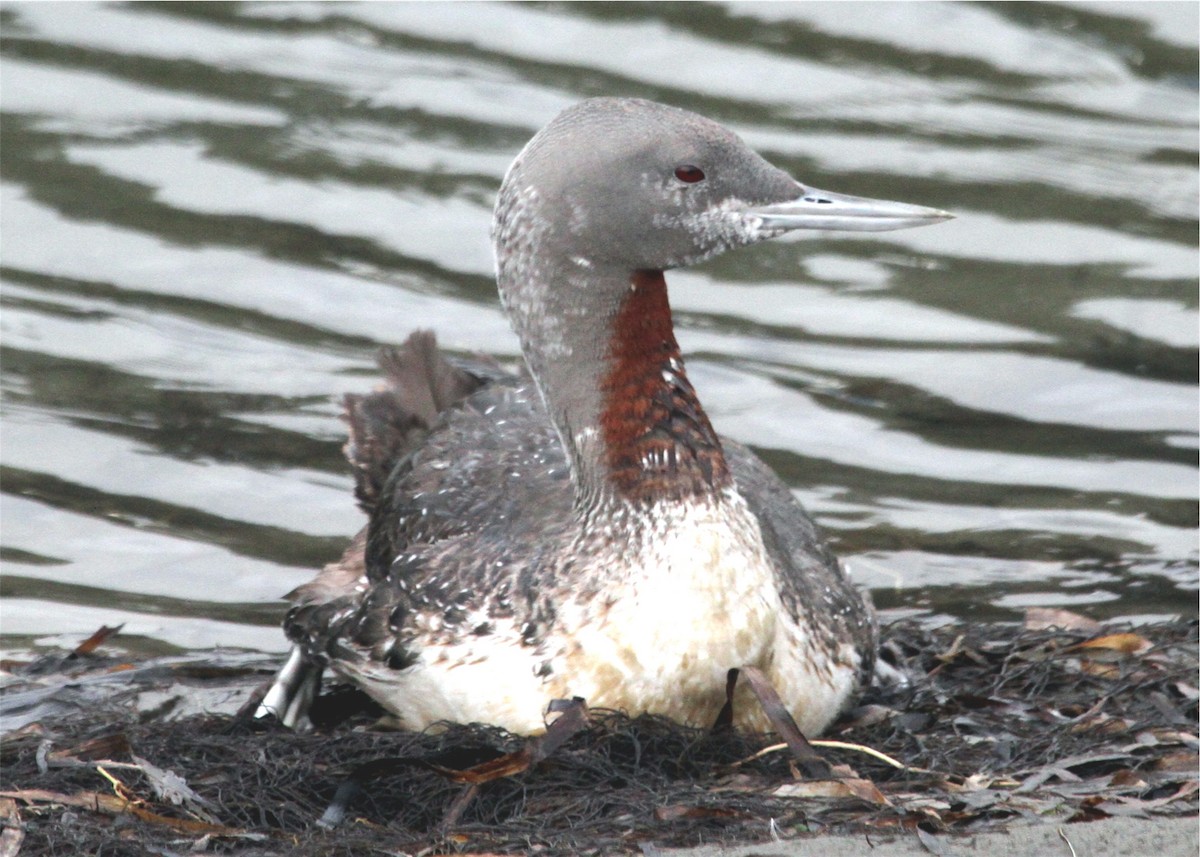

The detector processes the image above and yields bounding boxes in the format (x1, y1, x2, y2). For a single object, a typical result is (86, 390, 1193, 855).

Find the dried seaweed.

(1, 617, 1196, 856)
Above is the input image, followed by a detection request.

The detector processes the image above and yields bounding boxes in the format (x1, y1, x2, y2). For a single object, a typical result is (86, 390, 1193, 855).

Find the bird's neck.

(499, 259, 730, 512)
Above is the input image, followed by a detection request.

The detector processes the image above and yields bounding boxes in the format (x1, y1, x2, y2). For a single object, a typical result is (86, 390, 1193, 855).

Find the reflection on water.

(1, 2, 1196, 656)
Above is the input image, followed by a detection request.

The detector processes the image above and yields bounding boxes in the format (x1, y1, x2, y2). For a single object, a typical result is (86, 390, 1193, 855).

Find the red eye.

(674, 165, 705, 183)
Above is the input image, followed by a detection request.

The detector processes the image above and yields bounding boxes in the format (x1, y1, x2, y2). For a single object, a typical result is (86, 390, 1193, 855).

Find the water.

(1, 2, 1196, 659)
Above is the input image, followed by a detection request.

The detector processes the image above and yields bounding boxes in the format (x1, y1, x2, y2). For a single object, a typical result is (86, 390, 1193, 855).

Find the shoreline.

(663, 815, 1199, 857)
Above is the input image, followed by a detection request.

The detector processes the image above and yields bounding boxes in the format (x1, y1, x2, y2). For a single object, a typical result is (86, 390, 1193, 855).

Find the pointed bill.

(748, 186, 954, 233)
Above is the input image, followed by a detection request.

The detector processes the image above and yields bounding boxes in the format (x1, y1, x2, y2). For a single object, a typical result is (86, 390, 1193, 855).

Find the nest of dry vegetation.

(1, 612, 1196, 856)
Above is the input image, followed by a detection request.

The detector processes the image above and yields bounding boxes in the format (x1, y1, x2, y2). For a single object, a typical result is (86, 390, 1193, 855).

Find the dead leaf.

(829, 762, 861, 780)
(1146, 727, 1199, 745)
(0, 798, 23, 857)
(1078, 660, 1120, 679)
(1108, 769, 1147, 789)
(844, 777, 892, 805)
(1147, 691, 1193, 726)
(773, 778, 890, 805)
(1015, 752, 1134, 793)
(1070, 633, 1152, 656)
(1153, 750, 1200, 773)
(1067, 797, 1112, 822)
(1024, 608, 1100, 633)
(915, 826, 957, 856)
(0, 723, 45, 742)
(1069, 713, 1132, 736)
(1109, 780, 1200, 811)
(953, 789, 1004, 811)
(903, 797, 952, 814)
(72, 624, 124, 656)
(48, 733, 132, 766)
(946, 773, 996, 792)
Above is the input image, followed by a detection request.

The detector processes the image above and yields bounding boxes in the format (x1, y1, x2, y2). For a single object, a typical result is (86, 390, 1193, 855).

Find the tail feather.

(261, 332, 485, 729)
(344, 331, 484, 512)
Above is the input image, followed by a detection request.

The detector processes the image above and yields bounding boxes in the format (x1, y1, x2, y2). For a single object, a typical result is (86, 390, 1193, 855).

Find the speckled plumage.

(280, 355, 874, 734)
(255, 97, 945, 737)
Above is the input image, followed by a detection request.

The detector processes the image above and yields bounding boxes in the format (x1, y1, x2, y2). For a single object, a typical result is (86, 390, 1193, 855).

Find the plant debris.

(1, 614, 1196, 856)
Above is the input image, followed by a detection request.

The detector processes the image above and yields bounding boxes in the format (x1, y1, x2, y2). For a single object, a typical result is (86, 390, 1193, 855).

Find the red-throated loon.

(258, 97, 951, 736)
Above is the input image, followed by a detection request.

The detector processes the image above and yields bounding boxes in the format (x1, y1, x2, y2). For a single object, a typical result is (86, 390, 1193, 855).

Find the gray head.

(493, 97, 950, 277)
(496, 98, 798, 271)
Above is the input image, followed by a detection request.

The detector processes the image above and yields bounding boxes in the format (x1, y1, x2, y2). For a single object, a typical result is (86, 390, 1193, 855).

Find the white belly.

(552, 496, 781, 727)
(338, 491, 857, 736)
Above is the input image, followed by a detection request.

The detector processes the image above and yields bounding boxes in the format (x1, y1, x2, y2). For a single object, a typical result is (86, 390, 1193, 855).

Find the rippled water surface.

(2, 2, 1197, 657)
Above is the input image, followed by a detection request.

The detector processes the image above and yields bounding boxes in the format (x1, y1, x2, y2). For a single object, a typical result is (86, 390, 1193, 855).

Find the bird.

(257, 97, 951, 737)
